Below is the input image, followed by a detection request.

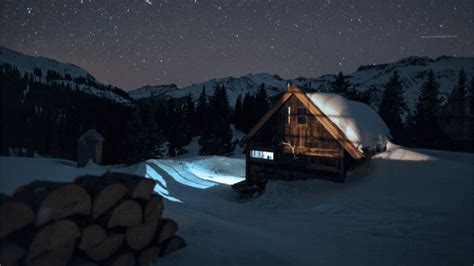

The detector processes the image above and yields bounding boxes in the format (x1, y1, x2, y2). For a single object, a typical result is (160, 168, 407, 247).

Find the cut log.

(137, 246, 160, 266)
(79, 225, 107, 250)
(100, 172, 156, 200)
(74, 175, 129, 219)
(156, 219, 178, 245)
(11, 181, 91, 226)
(131, 178, 156, 200)
(159, 235, 186, 257)
(106, 200, 142, 228)
(144, 195, 164, 223)
(92, 183, 128, 219)
(126, 219, 159, 250)
(85, 233, 124, 262)
(107, 252, 135, 266)
(0, 201, 34, 238)
(0, 243, 26, 266)
(26, 240, 75, 266)
(26, 219, 80, 261)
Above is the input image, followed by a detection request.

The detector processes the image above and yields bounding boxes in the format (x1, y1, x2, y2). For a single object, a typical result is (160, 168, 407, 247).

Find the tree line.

(135, 85, 237, 159)
(329, 69, 474, 150)
(2, 62, 473, 165)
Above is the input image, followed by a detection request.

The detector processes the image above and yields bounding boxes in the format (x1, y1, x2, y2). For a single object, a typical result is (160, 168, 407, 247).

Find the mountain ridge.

(130, 55, 474, 110)
(1, 45, 472, 110)
(0, 45, 133, 105)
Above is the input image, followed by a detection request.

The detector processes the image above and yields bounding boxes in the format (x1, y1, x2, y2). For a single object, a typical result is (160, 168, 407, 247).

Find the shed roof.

(78, 129, 105, 142)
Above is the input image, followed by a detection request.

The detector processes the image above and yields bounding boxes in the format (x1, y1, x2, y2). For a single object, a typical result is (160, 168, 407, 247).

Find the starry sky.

(1, 0, 472, 90)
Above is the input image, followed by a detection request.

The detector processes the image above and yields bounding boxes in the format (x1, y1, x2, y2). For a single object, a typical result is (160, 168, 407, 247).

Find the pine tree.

(121, 110, 147, 163)
(184, 94, 196, 136)
(469, 77, 474, 150)
(469, 77, 474, 116)
(198, 85, 234, 155)
(379, 71, 407, 142)
(445, 68, 467, 147)
(255, 83, 269, 119)
(447, 68, 466, 116)
(410, 70, 442, 146)
(331, 72, 350, 95)
(140, 103, 163, 157)
(233, 94, 242, 128)
(195, 86, 208, 135)
(166, 99, 192, 156)
(240, 92, 256, 132)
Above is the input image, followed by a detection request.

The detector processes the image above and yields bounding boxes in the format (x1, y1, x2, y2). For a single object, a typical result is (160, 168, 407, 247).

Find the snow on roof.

(305, 93, 390, 152)
(78, 129, 105, 142)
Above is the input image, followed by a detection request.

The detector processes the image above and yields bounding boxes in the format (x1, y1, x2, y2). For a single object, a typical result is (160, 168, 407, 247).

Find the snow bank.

(306, 93, 390, 152)
(1, 145, 472, 266)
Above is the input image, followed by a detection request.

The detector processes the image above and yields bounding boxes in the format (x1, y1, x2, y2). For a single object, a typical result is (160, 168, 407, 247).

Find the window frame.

(296, 107, 307, 125)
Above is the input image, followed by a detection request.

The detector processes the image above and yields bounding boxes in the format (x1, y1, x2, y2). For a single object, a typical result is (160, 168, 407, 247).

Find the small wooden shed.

(234, 85, 389, 194)
(77, 129, 105, 167)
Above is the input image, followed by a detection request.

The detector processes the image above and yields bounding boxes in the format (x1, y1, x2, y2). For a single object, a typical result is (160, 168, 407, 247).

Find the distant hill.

(0, 45, 133, 105)
(130, 55, 474, 110)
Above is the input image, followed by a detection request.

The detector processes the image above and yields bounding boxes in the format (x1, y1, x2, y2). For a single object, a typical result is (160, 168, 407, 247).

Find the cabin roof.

(240, 85, 390, 159)
(78, 129, 105, 142)
(305, 93, 390, 152)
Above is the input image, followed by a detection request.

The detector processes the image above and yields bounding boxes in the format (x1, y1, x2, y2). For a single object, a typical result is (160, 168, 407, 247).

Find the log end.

(160, 235, 186, 257)
(0, 201, 35, 238)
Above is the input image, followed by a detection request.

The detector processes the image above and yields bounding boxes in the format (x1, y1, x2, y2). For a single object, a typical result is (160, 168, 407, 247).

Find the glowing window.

(250, 150, 274, 160)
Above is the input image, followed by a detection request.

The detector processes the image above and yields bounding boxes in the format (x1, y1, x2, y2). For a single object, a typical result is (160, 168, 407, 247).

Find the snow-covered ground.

(0, 143, 472, 266)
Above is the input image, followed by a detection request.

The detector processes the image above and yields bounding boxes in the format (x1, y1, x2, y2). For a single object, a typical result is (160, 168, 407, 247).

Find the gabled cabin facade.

(236, 85, 387, 193)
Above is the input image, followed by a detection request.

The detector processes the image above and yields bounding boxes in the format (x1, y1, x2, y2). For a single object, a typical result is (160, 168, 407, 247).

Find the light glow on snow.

(186, 164, 244, 185)
(377, 142, 435, 161)
(147, 159, 217, 189)
(144, 164, 182, 202)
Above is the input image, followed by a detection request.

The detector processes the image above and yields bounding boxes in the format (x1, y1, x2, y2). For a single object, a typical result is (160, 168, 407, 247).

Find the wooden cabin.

(234, 84, 389, 194)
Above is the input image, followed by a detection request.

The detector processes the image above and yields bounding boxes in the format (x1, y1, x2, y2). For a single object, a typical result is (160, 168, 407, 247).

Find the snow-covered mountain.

(128, 84, 179, 99)
(0, 46, 132, 105)
(130, 56, 474, 109)
(130, 73, 288, 105)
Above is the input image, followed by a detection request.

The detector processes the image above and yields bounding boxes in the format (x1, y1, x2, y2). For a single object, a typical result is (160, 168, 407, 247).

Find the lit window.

(250, 150, 274, 160)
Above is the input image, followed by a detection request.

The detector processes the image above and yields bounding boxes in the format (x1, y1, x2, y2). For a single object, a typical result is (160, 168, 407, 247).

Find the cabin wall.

(246, 95, 350, 184)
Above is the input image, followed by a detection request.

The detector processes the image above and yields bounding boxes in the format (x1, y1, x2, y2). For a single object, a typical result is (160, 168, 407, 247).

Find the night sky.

(1, 0, 472, 90)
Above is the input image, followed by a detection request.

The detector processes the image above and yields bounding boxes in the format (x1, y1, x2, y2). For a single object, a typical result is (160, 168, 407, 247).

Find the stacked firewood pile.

(0, 172, 185, 266)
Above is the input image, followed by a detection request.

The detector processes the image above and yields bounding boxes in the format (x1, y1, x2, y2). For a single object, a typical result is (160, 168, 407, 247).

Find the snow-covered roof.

(305, 93, 390, 152)
(78, 129, 105, 142)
